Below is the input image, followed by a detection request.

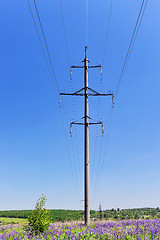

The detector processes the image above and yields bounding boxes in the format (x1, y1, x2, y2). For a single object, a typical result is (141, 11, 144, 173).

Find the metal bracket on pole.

(59, 95, 61, 104)
(70, 68, 72, 76)
(70, 119, 103, 126)
(70, 118, 104, 136)
(60, 88, 114, 98)
(112, 95, 114, 105)
(100, 67, 102, 75)
(102, 124, 104, 135)
(70, 124, 72, 135)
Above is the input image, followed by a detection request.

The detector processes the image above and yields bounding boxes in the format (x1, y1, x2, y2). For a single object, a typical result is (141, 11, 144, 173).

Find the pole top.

(85, 46, 88, 58)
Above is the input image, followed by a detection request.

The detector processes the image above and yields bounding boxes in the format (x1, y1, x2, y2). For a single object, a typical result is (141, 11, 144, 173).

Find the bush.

(26, 194, 51, 236)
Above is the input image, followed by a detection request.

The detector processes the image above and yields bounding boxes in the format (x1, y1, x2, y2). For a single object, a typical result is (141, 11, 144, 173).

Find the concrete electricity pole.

(84, 46, 90, 225)
(60, 47, 114, 225)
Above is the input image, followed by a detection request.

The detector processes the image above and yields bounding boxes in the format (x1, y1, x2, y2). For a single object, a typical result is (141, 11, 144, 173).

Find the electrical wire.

(91, 74, 102, 188)
(59, 0, 83, 197)
(102, 0, 113, 67)
(27, 0, 70, 135)
(61, 94, 82, 200)
(60, 107, 81, 200)
(59, 0, 70, 66)
(91, 0, 113, 204)
(92, 106, 113, 206)
(27, 0, 149, 210)
(70, 74, 82, 198)
(115, 0, 149, 97)
(34, 0, 83, 200)
(92, 0, 149, 206)
(116, 0, 149, 96)
(33, 0, 60, 93)
(26, 0, 58, 96)
(27, 0, 82, 200)
(96, 107, 113, 194)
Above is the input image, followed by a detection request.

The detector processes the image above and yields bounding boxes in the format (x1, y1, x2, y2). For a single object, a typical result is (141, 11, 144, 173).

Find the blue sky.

(0, 0, 160, 211)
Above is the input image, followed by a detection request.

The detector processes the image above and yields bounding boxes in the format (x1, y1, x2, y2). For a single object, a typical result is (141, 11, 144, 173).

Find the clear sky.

(0, 0, 160, 211)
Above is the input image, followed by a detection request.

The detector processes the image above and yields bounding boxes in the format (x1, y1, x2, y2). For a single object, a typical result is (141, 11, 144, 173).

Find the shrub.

(27, 194, 51, 235)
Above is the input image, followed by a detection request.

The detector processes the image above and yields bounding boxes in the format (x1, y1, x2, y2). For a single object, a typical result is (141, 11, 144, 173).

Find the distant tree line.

(102, 207, 160, 220)
(0, 207, 160, 222)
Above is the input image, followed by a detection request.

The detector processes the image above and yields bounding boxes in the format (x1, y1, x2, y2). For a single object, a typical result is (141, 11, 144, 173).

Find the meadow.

(0, 219, 160, 239)
(0, 218, 27, 225)
(0, 208, 159, 222)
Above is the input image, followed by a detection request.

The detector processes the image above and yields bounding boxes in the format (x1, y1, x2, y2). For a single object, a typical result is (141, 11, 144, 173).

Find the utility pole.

(99, 202, 102, 220)
(60, 47, 114, 225)
(84, 46, 90, 225)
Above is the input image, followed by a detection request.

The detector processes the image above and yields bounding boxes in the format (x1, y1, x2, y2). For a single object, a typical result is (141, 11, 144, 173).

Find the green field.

(0, 217, 27, 225)
(0, 207, 160, 222)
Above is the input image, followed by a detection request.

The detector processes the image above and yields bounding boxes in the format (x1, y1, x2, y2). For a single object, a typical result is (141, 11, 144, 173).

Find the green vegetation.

(0, 207, 160, 223)
(0, 217, 27, 225)
(26, 194, 51, 235)
(102, 207, 160, 220)
(0, 210, 32, 219)
(1, 220, 160, 239)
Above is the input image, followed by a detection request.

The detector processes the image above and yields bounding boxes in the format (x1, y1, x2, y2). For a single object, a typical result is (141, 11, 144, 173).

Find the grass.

(0, 217, 27, 225)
